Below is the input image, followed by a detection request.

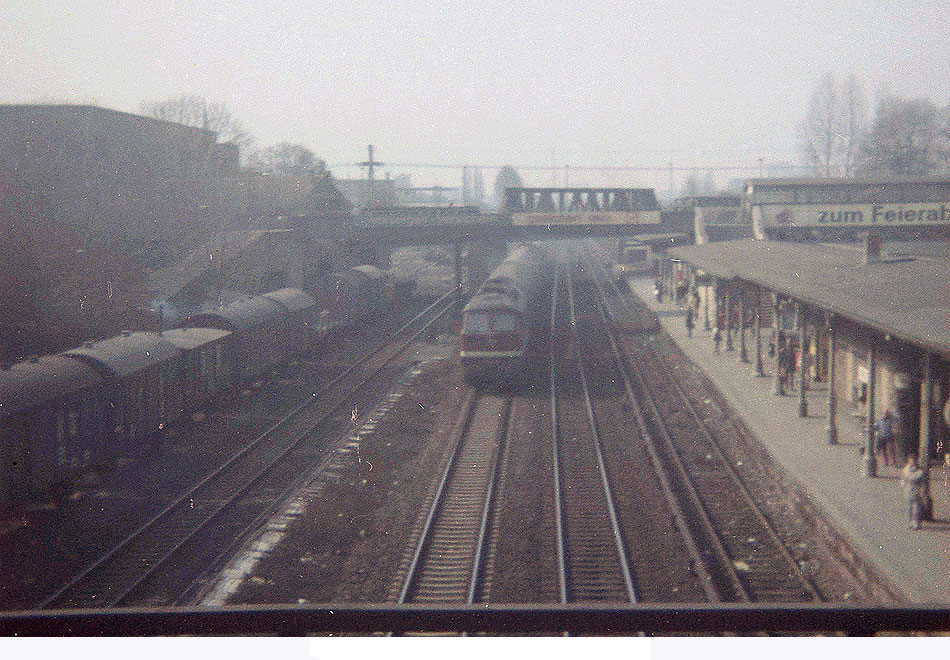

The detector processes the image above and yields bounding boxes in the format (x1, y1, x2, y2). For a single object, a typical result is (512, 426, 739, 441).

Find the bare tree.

(247, 143, 326, 175)
(797, 73, 841, 176)
(140, 94, 253, 152)
(494, 165, 523, 206)
(681, 173, 700, 197)
(860, 96, 942, 177)
(838, 75, 866, 176)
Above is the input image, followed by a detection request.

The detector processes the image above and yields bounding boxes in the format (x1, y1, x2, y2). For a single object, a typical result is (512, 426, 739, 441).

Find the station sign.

(755, 203, 950, 228)
(511, 210, 661, 226)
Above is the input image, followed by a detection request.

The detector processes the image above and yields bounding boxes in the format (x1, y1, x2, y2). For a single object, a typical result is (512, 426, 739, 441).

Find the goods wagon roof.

(351, 265, 386, 280)
(0, 355, 104, 417)
(64, 332, 182, 379)
(188, 296, 284, 332)
(261, 288, 317, 312)
(160, 327, 231, 351)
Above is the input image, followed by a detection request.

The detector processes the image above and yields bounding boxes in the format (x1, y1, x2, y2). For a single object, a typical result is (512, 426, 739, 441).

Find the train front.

(459, 292, 529, 386)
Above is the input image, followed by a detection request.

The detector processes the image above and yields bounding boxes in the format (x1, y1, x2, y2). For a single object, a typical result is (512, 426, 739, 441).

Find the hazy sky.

(3, 1, 949, 189)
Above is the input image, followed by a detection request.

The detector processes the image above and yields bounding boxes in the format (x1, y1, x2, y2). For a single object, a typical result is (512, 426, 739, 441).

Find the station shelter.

(666, 237, 950, 514)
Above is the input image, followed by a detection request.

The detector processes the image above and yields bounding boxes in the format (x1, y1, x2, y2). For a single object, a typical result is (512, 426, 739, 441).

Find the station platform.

(626, 276, 950, 603)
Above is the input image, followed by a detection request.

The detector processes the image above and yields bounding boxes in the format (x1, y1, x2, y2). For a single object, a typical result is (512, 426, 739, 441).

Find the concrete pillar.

(773, 293, 783, 396)
(755, 290, 764, 376)
(725, 289, 734, 351)
(739, 292, 749, 363)
(919, 352, 934, 519)
(798, 303, 808, 417)
(865, 340, 878, 478)
(827, 315, 838, 445)
(703, 277, 711, 331)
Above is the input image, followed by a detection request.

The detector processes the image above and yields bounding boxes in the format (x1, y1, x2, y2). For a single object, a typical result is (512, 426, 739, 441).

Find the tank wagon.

(0, 265, 402, 511)
(460, 244, 549, 386)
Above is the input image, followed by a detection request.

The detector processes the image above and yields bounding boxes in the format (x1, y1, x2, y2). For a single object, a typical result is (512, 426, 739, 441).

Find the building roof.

(0, 104, 215, 140)
(668, 239, 950, 355)
(64, 332, 182, 379)
(146, 230, 272, 300)
(0, 355, 104, 418)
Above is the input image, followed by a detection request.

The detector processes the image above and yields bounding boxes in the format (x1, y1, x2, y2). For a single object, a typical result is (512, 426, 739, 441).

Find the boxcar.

(315, 266, 392, 326)
(161, 328, 233, 416)
(260, 288, 320, 355)
(64, 332, 183, 451)
(0, 356, 110, 506)
(187, 296, 286, 383)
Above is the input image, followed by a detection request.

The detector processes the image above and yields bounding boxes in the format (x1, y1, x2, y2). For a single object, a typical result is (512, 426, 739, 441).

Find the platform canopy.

(668, 239, 950, 356)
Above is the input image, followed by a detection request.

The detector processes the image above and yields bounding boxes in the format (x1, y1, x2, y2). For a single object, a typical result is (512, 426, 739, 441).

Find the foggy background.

(3, 1, 949, 192)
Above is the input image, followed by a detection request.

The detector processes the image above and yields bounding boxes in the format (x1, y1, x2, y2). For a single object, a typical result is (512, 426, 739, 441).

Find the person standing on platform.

(685, 307, 694, 338)
(901, 455, 926, 530)
(876, 411, 897, 466)
(777, 340, 791, 395)
(713, 325, 722, 354)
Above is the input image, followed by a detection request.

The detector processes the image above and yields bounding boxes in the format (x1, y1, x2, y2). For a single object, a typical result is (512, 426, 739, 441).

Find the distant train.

(0, 266, 400, 510)
(610, 240, 653, 280)
(460, 244, 549, 386)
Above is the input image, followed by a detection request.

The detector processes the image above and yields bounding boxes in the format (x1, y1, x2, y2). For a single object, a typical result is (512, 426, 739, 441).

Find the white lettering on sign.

(512, 211, 661, 226)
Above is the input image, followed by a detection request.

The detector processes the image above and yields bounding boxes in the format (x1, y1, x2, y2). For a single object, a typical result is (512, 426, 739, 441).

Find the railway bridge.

(302, 186, 663, 297)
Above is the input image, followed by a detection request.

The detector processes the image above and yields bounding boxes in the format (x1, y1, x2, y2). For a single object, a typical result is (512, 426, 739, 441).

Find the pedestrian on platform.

(875, 411, 898, 466)
(901, 455, 926, 530)
(685, 307, 694, 338)
(713, 325, 722, 354)
(778, 340, 792, 395)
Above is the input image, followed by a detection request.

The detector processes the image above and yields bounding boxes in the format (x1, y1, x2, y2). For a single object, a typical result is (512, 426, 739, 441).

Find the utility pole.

(358, 144, 385, 182)
(358, 144, 385, 206)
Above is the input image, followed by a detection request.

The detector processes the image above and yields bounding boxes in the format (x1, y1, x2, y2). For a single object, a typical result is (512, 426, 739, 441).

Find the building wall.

(0, 105, 240, 269)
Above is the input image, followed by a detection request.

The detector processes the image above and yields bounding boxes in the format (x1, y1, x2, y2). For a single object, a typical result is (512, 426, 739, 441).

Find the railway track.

(584, 247, 822, 603)
(40, 290, 459, 609)
(392, 390, 511, 605)
(549, 265, 637, 603)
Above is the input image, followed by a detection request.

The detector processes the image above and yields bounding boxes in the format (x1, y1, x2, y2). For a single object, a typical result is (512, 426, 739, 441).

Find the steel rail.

(41, 289, 459, 609)
(395, 389, 478, 604)
(564, 267, 638, 603)
(582, 257, 721, 602)
(548, 266, 569, 605)
(638, 332, 823, 600)
(582, 248, 750, 601)
(584, 266, 722, 602)
(586, 246, 821, 601)
(466, 402, 513, 604)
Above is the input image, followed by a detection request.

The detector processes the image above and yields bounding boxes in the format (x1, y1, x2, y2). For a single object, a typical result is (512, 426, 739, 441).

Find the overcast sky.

(3, 1, 949, 190)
